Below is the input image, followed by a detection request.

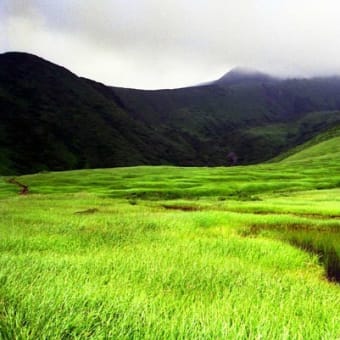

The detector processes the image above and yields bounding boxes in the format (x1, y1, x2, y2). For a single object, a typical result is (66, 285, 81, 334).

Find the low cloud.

(2, 0, 340, 89)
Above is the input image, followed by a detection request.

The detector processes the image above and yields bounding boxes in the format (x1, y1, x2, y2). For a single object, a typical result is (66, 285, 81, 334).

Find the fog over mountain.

(1, 51, 340, 174)
(2, 0, 340, 89)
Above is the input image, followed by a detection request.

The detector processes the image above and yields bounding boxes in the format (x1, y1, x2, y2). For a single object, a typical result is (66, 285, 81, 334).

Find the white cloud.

(2, 0, 340, 89)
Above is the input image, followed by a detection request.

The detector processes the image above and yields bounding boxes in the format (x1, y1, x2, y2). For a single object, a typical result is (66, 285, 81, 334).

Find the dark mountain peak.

(0, 51, 79, 81)
(1, 51, 53, 66)
(216, 67, 278, 86)
(1, 51, 38, 58)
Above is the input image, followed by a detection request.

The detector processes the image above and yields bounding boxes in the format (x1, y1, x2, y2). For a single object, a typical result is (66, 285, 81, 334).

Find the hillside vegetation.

(0, 135, 339, 338)
(269, 124, 340, 162)
(1, 51, 340, 174)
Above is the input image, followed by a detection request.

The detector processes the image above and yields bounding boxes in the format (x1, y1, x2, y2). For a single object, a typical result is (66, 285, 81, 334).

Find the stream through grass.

(240, 224, 340, 283)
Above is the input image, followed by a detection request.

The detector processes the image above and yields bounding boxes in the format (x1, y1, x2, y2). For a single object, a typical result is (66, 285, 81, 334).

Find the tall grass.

(0, 135, 339, 338)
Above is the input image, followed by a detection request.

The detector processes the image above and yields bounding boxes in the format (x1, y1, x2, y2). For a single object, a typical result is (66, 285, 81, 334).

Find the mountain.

(215, 67, 279, 86)
(1, 51, 340, 175)
(0, 52, 185, 174)
(270, 125, 340, 163)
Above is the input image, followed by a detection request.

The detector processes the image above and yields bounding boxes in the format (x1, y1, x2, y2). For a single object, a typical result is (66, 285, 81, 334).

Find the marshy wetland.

(0, 136, 339, 338)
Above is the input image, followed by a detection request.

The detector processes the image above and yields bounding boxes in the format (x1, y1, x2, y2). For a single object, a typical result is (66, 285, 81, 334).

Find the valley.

(1, 52, 340, 175)
(0, 132, 339, 338)
(2, 1, 340, 338)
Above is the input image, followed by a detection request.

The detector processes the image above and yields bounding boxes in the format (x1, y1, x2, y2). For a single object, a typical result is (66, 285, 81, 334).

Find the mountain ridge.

(1, 51, 340, 174)
(215, 67, 280, 86)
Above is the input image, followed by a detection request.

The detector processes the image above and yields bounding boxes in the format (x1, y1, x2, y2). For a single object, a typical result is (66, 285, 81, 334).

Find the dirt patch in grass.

(237, 210, 340, 220)
(161, 204, 202, 212)
(241, 223, 340, 235)
(75, 208, 99, 214)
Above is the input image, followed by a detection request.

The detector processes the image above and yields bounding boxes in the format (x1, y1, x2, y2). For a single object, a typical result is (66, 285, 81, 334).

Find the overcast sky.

(2, 0, 340, 89)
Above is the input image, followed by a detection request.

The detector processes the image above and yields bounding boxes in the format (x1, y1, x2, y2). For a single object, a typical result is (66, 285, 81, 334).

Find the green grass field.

(0, 135, 339, 339)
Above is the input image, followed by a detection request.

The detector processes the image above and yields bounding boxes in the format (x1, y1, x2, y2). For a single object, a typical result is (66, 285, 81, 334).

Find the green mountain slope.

(0, 52, 195, 174)
(1, 126, 339, 199)
(1, 51, 340, 174)
(271, 125, 340, 162)
(280, 135, 340, 163)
